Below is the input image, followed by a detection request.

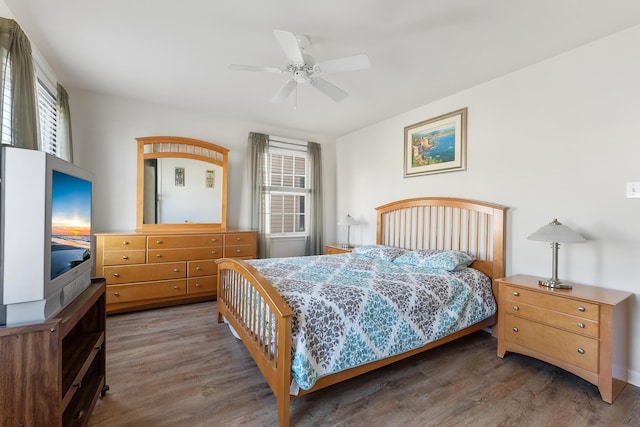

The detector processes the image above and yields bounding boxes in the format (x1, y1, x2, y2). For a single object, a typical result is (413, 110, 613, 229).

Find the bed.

(216, 197, 507, 426)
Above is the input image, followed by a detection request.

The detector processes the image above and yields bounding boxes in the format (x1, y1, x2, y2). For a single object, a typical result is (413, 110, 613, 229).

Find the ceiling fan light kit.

(229, 29, 370, 105)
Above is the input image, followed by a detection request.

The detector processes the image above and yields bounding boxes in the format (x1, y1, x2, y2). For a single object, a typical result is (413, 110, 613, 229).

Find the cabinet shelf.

(0, 278, 107, 426)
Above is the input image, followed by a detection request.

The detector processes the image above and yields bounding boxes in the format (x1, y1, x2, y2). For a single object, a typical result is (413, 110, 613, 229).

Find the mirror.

(136, 136, 228, 231)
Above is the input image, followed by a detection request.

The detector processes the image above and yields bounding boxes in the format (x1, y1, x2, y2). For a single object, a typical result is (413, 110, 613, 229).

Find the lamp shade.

(527, 218, 585, 243)
(338, 214, 359, 227)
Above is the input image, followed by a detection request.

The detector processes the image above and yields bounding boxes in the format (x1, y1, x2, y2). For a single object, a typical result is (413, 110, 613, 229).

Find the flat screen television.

(0, 145, 94, 325)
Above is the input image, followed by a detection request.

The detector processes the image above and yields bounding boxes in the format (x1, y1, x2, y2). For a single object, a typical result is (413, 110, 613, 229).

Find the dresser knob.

(513, 291, 519, 296)
(122, 255, 129, 260)
(195, 283, 201, 287)
(156, 240, 162, 244)
(512, 327, 519, 332)
(122, 241, 129, 245)
(196, 266, 202, 271)
(578, 322, 585, 329)
(577, 348, 585, 355)
(513, 305, 519, 311)
(578, 306, 586, 312)
(212, 238, 217, 242)
(211, 250, 216, 254)
(173, 268, 179, 272)
(113, 292, 120, 296)
(113, 273, 120, 277)
(173, 285, 179, 289)
(156, 254, 162, 258)
(236, 237, 241, 241)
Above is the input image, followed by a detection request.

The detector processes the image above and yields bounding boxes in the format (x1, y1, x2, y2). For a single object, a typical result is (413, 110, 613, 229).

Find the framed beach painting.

(404, 108, 467, 177)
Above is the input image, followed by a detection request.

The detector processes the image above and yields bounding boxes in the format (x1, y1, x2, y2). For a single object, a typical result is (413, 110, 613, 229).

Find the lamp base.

(538, 279, 572, 289)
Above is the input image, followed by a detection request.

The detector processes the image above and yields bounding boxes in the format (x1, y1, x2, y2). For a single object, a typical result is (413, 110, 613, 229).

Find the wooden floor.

(89, 301, 640, 427)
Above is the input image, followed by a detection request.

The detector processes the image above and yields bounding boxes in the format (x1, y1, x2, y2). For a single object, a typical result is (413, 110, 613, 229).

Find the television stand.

(0, 277, 107, 426)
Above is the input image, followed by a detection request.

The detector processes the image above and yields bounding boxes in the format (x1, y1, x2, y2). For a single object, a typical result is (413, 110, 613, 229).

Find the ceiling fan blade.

(271, 80, 297, 103)
(273, 30, 304, 65)
(315, 54, 371, 73)
(229, 64, 283, 74)
(310, 77, 348, 102)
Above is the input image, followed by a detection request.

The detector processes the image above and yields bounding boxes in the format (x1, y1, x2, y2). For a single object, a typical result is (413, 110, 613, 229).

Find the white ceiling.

(5, 0, 640, 138)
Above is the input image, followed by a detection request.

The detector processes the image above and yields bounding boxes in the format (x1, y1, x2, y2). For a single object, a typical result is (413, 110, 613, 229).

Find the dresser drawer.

(223, 245, 256, 258)
(505, 315, 598, 372)
(148, 247, 222, 263)
(505, 285, 599, 321)
(102, 250, 146, 266)
(147, 234, 223, 249)
(188, 259, 218, 277)
(103, 262, 186, 284)
(224, 232, 257, 246)
(101, 235, 146, 251)
(106, 279, 187, 304)
(187, 276, 216, 295)
(504, 301, 599, 338)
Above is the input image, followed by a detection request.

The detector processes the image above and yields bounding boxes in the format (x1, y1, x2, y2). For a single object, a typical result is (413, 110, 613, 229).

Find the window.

(37, 79, 58, 155)
(265, 138, 309, 236)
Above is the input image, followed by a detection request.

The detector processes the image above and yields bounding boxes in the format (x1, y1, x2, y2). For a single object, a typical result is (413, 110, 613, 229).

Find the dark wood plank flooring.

(89, 301, 640, 426)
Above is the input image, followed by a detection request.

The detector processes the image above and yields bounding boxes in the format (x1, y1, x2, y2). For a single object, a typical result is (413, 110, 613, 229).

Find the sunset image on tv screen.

(51, 170, 92, 280)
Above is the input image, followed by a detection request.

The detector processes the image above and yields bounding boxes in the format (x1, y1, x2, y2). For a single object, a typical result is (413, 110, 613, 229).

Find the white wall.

(337, 25, 640, 385)
(69, 90, 337, 248)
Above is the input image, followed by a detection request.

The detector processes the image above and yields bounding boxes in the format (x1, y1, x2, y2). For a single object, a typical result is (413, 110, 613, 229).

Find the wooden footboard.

(216, 258, 294, 427)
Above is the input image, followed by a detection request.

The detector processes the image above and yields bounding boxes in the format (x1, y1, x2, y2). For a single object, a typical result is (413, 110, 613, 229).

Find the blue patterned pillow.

(394, 249, 475, 271)
(351, 245, 409, 262)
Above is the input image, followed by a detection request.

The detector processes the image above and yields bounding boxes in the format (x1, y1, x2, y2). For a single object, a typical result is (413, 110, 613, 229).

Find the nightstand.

(325, 244, 355, 255)
(496, 274, 632, 403)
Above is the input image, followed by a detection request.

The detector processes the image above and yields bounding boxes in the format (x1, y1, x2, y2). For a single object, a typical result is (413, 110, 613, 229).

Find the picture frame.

(404, 107, 467, 177)
(205, 170, 215, 188)
(175, 166, 185, 186)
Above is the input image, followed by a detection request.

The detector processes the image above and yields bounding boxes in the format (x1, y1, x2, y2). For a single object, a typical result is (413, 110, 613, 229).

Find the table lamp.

(338, 214, 359, 248)
(528, 218, 585, 289)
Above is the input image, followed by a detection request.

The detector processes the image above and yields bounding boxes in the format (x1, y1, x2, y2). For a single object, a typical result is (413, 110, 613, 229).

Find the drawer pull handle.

(212, 238, 217, 242)
(513, 291, 519, 296)
(211, 250, 216, 254)
(195, 283, 201, 287)
(196, 266, 202, 270)
(513, 305, 519, 311)
(113, 273, 120, 277)
(122, 241, 129, 245)
(578, 322, 585, 328)
(173, 268, 179, 272)
(113, 292, 120, 296)
(173, 285, 179, 289)
(156, 240, 162, 244)
(236, 237, 242, 241)
(578, 306, 586, 312)
(122, 255, 129, 260)
(156, 254, 162, 258)
(512, 327, 518, 333)
(577, 348, 585, 355)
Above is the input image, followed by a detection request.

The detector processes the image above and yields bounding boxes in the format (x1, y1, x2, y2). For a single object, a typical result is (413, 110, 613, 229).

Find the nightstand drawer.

(505, 315, 598, 372)
(505, 285, 599, 321)
(504, 300, 599, 338)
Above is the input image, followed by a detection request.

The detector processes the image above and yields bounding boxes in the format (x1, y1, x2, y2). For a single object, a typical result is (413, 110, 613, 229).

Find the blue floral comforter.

(246, 253, 496, 391)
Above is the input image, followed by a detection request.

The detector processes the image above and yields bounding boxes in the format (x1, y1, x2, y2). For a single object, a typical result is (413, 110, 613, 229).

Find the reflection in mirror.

(136, 136, 229, 231)
(143, 158, 223, 224)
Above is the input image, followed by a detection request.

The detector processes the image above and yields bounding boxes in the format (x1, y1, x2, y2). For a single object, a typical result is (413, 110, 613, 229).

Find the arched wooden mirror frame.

(136, 136, 229, 231)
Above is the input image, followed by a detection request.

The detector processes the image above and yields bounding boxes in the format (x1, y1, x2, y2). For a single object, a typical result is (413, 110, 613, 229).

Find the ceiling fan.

(229, 30, 371, 104)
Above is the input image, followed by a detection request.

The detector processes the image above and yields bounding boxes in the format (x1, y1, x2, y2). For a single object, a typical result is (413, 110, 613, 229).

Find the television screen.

(50, 170, 92, 280)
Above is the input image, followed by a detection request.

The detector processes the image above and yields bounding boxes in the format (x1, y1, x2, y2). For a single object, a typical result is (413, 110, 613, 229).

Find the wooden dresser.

(496, 274, 632, 403)
(95, 230, 256, 313)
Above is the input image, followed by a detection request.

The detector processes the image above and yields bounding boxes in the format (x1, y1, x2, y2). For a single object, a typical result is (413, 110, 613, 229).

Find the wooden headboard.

(376, 197, 507, 280)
